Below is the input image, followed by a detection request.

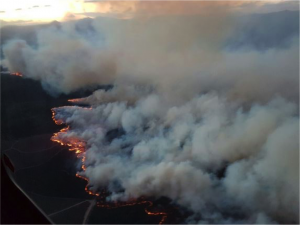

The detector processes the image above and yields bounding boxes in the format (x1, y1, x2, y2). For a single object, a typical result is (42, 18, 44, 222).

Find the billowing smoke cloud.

(2, 2, 299, 224)
(62, 1, 300, 20)
(2, 4, 233, 95)
(53, 91, 299, 223)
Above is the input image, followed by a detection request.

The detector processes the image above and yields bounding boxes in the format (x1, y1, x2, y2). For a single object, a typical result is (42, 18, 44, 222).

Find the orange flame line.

(96, 199, 168, 224)
(50, 106, 168, 224)
(11, 72, 23, 77)
(68, 98, 83, 103)
(51, 109, 64, 125)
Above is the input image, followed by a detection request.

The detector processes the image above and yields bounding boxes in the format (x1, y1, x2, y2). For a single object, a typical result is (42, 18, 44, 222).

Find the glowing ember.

(51, 109, 64, 125)
(50, 105, 169, 223)
(96, 199, 168, 224)
(11, 72, 23, 77)
(68, 98, 83, 103)
(51, 125, 86, 156)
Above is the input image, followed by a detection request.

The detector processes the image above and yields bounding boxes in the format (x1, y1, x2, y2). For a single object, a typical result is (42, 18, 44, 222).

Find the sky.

(0, 0, 298, 26)
(0, 0, 81, 25)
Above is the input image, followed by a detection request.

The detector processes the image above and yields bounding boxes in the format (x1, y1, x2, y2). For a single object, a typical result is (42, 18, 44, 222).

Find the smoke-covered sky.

(1, 1, 299, 224)
(0, 0, 298, 26)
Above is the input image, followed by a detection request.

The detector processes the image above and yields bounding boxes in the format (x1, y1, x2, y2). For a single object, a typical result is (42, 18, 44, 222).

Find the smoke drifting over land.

(3, 8, 232, 95)
(2, 2, 299, 224)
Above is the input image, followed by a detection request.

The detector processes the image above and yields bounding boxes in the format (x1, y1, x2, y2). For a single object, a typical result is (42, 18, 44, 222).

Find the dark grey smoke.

(226, 10, 299, 51)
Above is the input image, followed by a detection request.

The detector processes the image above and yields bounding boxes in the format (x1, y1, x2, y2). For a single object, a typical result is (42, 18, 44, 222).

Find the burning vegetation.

(68, 98, 83, 103)
(10, 72, 23, 77)
(51, 105, 171, 224)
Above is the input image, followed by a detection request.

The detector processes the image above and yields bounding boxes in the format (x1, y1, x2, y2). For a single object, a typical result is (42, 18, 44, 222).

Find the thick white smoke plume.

(53, 90, 299, 223)
(2, 14, 231, 96)
(2, 2, 299, 224)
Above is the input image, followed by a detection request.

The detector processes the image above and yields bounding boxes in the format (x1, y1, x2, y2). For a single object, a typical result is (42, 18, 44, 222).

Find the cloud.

(241, 1, 299, 14)
(75, 1, 299, 19)
(84, 0, 97, 2)
(0, 19, 34, 28)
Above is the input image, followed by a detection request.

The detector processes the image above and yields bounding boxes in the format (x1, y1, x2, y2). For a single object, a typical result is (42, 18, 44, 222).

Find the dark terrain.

(1, 74, 184, 224)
